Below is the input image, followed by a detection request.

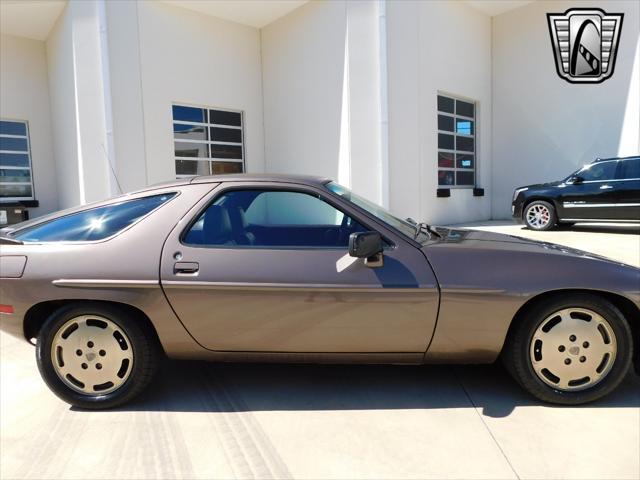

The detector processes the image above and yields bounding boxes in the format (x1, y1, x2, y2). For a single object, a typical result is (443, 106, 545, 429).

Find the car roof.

(189, 173, 331, 186)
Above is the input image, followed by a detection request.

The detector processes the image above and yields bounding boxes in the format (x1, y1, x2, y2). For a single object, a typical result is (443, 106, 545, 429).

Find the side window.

(12, 193, 176, 242)
(183, 189, 367, 248)
(579, 161, 617, 182)
(617, 158, 640, 180)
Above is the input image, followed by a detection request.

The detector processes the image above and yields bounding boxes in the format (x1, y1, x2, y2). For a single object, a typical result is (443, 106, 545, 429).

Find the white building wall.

(135, 1, 265, 185)
(0, 34, 58, 217)
(261, 1, 346, 182)
(46, 0, 113, 209)
(387, 0, 492, 224)
(492, 0, 640, 219)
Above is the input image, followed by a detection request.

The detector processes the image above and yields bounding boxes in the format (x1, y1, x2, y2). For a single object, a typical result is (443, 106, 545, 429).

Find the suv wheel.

(503, 293, 633, 405)
(524, 200, 557, 230)
(36, 303, 158, 409)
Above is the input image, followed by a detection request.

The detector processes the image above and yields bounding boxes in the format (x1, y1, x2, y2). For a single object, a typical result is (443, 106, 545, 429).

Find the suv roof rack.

(594, 155, 640, 163)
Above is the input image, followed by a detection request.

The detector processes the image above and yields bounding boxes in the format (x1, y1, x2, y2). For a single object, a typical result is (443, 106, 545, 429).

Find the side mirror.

(349, 232, 383, 267)
(570, 175, 584, 184)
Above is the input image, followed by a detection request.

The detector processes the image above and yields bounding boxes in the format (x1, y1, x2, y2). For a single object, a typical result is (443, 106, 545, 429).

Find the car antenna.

(101, 143, 123, 195)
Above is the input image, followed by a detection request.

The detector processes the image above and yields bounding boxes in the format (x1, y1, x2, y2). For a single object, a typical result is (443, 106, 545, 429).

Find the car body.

(0, 174, 638, 408)
(512, 155, 640, 230)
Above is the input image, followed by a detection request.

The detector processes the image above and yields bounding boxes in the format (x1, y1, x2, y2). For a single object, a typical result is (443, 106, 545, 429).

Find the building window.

(437, 94, 476, 187)
(172, 104, 245, 178)
(0, 119, 34, 200)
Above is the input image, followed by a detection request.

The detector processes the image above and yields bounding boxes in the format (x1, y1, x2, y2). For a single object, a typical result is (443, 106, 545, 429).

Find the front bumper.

(511, 201, 523, 221)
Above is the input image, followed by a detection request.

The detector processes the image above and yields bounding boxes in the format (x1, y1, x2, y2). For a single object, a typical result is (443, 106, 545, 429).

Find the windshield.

(326, 182, 418, 239)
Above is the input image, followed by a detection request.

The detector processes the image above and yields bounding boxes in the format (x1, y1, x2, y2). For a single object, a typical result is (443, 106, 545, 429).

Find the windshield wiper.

(412, 221, 442, 240)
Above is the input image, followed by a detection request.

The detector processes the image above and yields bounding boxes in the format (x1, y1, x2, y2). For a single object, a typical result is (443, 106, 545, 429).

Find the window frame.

(172, 103, 245, 179)
(10, 191, 179, 245)
(180, 184, 394, 251)
(436, 93, 477, 189)
(0, 118, 35, 201)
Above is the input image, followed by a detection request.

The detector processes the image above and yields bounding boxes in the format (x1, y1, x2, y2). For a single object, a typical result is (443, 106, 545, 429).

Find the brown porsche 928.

(0, 174, 638, 408)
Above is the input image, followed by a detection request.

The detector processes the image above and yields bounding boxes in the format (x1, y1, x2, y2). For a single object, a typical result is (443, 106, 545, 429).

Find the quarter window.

(0, 119, 34, 200)
(172, 104, 244, 178)
(184, 190, 366, 248)
(12, 193, 175, 242)
(437, 94, 476, 187)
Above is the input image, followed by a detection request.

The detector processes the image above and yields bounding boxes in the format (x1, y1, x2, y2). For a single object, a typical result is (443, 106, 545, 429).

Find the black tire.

(503, 293, 633, 405)
(523, 200, 557, 231)
(36, 303, 158, 409)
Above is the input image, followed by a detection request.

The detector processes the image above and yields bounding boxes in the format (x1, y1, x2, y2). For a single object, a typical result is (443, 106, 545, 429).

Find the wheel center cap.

(569, 346, 580, 356)
(86, 352, 96, 362)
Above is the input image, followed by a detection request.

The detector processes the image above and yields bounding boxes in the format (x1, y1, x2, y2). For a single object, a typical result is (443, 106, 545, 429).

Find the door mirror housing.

(570, 175, 585, 184)
(349, 231, 383, 259)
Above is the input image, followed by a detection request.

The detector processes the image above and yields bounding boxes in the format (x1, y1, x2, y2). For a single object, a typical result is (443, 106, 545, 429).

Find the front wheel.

(524, 200, 557, 230)
(36, 303, 158, 409)
(503, 293, 633, 405)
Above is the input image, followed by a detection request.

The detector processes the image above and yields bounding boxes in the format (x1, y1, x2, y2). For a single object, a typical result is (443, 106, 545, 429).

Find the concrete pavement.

(1, 222, 639, 479)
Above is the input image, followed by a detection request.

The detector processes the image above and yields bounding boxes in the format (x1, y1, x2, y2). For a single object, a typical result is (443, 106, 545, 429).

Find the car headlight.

(513, 187, 528, 202)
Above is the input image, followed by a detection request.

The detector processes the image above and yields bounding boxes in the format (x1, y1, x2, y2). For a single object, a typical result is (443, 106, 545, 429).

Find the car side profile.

(0, 174, 638, 409)
(512, 155, 640, 230)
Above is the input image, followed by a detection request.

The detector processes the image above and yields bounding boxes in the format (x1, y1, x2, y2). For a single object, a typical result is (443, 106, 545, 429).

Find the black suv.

(512, 155, 640, 230)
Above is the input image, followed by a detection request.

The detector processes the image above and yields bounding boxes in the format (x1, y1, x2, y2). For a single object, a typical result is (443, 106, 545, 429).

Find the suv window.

(617, 158, 640, 180)
(183, 189, 367, 248)
(577, 161, 617, 182)
(13, 193, 176, 242)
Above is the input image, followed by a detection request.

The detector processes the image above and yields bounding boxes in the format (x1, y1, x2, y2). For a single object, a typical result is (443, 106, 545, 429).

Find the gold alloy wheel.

(51, 315, 134, 395)
(529, 307, 617, 391)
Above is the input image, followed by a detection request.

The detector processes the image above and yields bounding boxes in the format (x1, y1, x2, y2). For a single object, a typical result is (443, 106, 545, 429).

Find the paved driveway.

(1, 221, 639, 479)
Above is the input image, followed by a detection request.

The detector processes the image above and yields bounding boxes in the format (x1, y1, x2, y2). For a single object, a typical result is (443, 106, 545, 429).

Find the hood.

(517, 180, 564, 190)
(428, 227, 633, 267)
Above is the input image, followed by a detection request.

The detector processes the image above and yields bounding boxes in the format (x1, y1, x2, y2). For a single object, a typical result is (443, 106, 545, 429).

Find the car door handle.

(174, 262, 199, 274)
(600, 185, 613, 189)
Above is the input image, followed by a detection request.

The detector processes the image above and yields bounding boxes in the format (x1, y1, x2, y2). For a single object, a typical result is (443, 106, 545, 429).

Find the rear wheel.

(503, 293, 632, 404)
(36, 303, 158, 409)
(524, 200, 557, 230)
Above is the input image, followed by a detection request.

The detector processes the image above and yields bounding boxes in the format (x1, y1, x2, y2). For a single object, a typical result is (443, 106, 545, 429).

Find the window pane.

(0, 137, 28, 152)
(211, 162, 243, 174)
(210, 127, 242, 143)
(438, 152, 454, 168)
(456, 170, 474, 185)
(456, 100, 474, 118)
(173, 123, 207, 141)
(0, 121, 27, 136)
(578, 161, 617, 181)
(456, 120, 474, 135)
(0, 184, 32, 198)
(14, 194, 176, 242)
(184, 190, 365, 248)
(175, 142, 208, 158)
(438, 115, 454, 132)
(438, 133, 454, 150)
(210, 144, 242, 159)
(437, 95, 454, 113)
(438, 170, 455, 186)
(456, 154, 474, 169)
(172, 105, 205, 123)
(0, 168, 31, 183)
(0, 152, 30, 167)
(176, 159, 210, 176)
(619, 158, 640, 179)
(456, 136, 474, 152)
(209, 110, 241, 126)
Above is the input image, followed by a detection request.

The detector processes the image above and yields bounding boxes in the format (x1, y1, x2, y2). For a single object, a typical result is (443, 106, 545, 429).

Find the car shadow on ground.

(101, 360, 640, 418)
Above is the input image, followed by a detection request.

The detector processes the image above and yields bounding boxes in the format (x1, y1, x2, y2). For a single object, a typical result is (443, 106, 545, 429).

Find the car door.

(160, 182, 439, 354)
(614, 157, 640, 221)
(560, 160, 619, 220)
